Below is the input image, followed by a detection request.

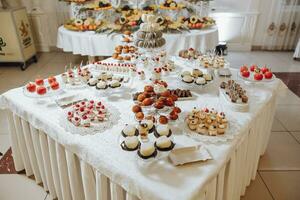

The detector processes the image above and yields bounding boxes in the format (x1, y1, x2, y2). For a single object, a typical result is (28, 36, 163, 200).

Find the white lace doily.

(184, 119, 240, 143)
(59, 104, 121, 135)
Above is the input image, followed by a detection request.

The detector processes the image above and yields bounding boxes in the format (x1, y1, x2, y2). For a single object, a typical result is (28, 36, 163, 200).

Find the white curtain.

(261, 0, 300, 50)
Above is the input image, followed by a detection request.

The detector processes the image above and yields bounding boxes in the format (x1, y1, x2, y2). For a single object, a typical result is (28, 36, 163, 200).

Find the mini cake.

(195, 77, 206, 85)
(203, 74, 213, 81)
(138, 143, 157, 159)
(88, 78, 98, 86)
(182, 75, 194, 84)
(154, 125, 172, 138)
(109, 80, 121, 88)
(196, 124, 207, 134)
(181, 71, 190, 78)
(192, 69, 202, 78)
(217, 124, 226, 135)
(155, 136, 175, 151)
(96, 81, 108, 90)
(121, 136, 140, 151)
(122, 124, 138, 137)
(208, 125, 218, 136)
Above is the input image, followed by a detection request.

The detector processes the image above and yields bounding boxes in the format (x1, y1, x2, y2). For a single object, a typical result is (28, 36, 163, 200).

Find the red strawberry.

(250, 65, 256, 72)
(241, 70, 250, 78)
(264, 71, 273, 79)
(37, 86, 47, 95)
(261, 66, 269, 74)
(240, 65, 248, 73)
(254, 73, 263, 81)
(26, 83, 36, 93)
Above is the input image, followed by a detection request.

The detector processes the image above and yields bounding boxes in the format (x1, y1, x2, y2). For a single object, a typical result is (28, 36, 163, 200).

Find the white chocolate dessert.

(109, 80, 121, 88)
(124, 136, 139, 150)
(122, 124, 137, 137)
(155, 125, 170, 137)
(155, 136, 172, 149)
(96, 81, 107, 89)
(182, 75, 194, 83)
(139, 143, 156, 157)
(195, 77, 206, 85)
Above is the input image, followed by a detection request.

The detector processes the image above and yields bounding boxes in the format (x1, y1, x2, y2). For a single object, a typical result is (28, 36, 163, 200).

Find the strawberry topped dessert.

(67, 100, 110, 128)
(240, 65, 274, 82)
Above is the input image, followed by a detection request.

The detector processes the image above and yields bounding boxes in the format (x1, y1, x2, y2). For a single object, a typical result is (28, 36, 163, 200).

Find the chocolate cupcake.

(121, 136, 140, 151)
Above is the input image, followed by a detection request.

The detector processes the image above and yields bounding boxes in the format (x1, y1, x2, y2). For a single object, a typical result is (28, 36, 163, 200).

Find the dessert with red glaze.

(37, 86, 47, 95)
(35, 79, 44, 86)
(239, 65, 274, 82)
(26, 83, 36, 93)
(50, 82, 60, 90)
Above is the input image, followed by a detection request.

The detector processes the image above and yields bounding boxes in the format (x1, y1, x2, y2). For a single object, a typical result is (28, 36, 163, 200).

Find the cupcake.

(182, 75, 194, 84)
(154, 125, 172, 138)
(109, 80, 121, 88)
(138, 143, 157, 159)
(121, 136, 140, 151)
(192, 69, 202, 78)
(203, 74, 213, 81)
(195, 77, 206, 85)
(122, 124, 138, 137)
(217, 124, 226, 135)
(155, 136, 175, 151)
(208, 125, 218, 136)
(88, 78, 98, 86)
(196, 123, 207, 135)
(181, 71, 191, 78)
(96, 81, 108, 90)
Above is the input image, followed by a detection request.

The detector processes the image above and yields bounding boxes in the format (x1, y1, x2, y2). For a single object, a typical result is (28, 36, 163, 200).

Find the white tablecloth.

(57, 26, 219, 56)
(0, 64, 286, 200)
(294, 38, 300, 59)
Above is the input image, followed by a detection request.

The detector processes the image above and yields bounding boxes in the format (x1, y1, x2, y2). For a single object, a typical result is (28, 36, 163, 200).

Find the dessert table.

(0, 60, 286, 200)
(294, 38, 300, 59)
(57, 26, 219, 56)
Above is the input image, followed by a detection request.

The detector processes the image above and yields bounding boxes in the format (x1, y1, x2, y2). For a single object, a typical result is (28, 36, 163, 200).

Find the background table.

(57, 26, 219, 56)
(0, 64, 285, 200)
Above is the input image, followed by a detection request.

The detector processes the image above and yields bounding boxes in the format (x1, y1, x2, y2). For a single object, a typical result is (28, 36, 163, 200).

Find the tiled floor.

(0, 51, 299, 200)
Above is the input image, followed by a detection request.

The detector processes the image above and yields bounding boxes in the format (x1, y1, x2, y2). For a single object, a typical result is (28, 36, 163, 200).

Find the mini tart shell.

(154, 141, 175, 151)
(120, 141, 140, 151)
(121, 129, 139, 137)
(137, 148, 158, 159)
(154, 128, 172, 138)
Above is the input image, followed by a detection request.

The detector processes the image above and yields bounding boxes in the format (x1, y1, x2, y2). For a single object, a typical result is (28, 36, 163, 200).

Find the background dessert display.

(60, 0, 216, 33)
